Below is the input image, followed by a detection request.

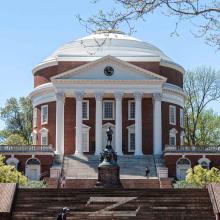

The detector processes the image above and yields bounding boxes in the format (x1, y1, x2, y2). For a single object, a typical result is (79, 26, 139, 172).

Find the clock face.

(104, 66, 114, 76)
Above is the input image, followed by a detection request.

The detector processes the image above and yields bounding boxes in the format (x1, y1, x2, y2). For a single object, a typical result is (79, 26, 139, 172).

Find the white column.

(55, 93, 65, 155)
(114, 92, 123, 155)
(153, 93, 162, 155)
(75, 91, 84, 155)
(134, 92, 143, 155)
(95, 92, 104, 155)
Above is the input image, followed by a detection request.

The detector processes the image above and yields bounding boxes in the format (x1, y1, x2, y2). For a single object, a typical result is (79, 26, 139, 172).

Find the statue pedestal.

(96, 145, 122, 188)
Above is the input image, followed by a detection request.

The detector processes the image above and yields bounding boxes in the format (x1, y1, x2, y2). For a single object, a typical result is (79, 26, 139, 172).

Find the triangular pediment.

(51, 56, 166, 82)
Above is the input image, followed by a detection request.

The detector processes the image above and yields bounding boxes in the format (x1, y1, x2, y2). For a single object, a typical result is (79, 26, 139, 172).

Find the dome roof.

(33, 30, 184, 74)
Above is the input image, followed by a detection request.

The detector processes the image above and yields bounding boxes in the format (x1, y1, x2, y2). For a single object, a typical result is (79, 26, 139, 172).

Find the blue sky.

(0, 0, 219, 129)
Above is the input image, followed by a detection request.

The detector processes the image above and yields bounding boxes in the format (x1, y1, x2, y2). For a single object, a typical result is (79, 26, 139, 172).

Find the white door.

(102, 124, 115, 150)
(26, 165, 40, 181)
(176, 165, 191, 180)
(82, 130, 89, 152)
(30, 168, 37, 181)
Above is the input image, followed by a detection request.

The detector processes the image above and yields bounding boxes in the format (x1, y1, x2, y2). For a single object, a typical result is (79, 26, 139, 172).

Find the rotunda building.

(30, 30, 185, 157)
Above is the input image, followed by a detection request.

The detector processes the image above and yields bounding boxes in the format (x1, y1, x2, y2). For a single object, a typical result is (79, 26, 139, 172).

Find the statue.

(106, 126, 113, 146)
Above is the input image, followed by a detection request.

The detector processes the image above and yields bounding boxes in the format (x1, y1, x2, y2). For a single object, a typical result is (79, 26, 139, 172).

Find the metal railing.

(164, 145, 220, 153)
(0, 145, 54, 153)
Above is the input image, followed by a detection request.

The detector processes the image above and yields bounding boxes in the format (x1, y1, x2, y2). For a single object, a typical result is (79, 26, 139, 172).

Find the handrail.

(164, 145, 220, 153)
(0, 145, 54, 152)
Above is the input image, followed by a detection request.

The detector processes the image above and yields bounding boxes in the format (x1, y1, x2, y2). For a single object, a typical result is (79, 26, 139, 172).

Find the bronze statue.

(106, 126, 113, 146)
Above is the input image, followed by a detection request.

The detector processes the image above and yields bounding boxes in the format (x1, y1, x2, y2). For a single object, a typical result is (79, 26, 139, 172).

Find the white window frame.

(169, 128, 177, 146)
(6, 156, 19, 169)
(82, 124, 91, 153)
(103, 100, 115, 120)
(180, 131, 184, 145)
(180, 108, 184, 128)
(127, 124, 135, 152)
(82, 100, 89, 120)
(33, 108, 37, 128)
(198, 157, 211, 169)
(169, 105, 176, 125)
(40, 128, 48, 145)
(128, 100, 135, 120)
(41, 105, 48, 125)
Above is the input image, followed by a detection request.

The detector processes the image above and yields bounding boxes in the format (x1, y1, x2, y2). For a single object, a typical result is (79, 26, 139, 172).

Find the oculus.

(104, 66, 114, 76)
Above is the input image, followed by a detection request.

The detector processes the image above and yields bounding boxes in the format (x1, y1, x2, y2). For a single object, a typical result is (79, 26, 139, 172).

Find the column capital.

(95, 91, 104, 101)
(75, 91, 84, 101)
(134, 92, 143, 100)
(55, 93, 65, 103)
(114, 91, 124, 100)
(153, 93, 162, 101)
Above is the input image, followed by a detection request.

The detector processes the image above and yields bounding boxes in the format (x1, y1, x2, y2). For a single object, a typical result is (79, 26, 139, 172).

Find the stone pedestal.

(96, 145, 122, 188)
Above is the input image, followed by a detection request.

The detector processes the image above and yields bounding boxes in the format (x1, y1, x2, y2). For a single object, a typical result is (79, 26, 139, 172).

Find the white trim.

(176, 157, 191, 180)
(31, 131, 38, 145)
(25, 157, 41, 181)
(6, 157, 19, 169)
(103, 100, 115, 120)
(82, 124, 91, 153)
(160, 60, 185, 75)
(82, 100, 89, 120)
(128, 100, 135, 120)
(169, 105, 176, 125)
(180, 131, 185, 145)
(127, 124, 135, 152)
(169, 128, 177, 146)
(41, 105, 48, 125)
(51, 56, 167, 82)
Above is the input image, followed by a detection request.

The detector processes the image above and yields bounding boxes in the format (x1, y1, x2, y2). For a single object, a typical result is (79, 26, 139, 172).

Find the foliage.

(184, 67, 220, 145)
(79, 0, 220, 49)
(0, 97, 33, 144)
(21, 180, 47, 188)
(0, 155, 27, 185)
(174, 165, 220, 188)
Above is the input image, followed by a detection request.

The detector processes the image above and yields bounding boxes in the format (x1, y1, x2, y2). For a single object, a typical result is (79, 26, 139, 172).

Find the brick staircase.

(12, 188, 215, 220)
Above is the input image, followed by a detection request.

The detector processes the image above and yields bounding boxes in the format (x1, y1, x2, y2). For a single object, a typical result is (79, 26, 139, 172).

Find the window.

(169, 128, 177, 145)
(82, 100, 89, 120)
(103, 101, 114, 120)
(41, 105, 48, 124)
(176, 157, 191, 180)
(33, 108, 37, 128)
(128, 100, 135, 120)
(6, 157, 19, 169)
(32, 131, 37, 145)
(180, 131, 184, 145)
(40, 128, 48, 145)
(169, 105, 176, 125)
(180, 108, 184, 128)
(127, 124, 135, 152)
(198, 158, 211, 169)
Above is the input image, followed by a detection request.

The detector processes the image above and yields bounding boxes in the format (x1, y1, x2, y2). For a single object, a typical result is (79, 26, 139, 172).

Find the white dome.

(34, 30, 184, 74)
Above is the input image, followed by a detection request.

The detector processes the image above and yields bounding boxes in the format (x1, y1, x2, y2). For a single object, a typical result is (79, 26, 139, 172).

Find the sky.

(0, 0, 219, 129)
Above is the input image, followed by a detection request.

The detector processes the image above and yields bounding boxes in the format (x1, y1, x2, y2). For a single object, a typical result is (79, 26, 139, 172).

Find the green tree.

(186, 165, 220, 188)
(184, 66, 220, 145)
(0, 97, 33, 144)
(0, 155, 27, 185)
(196, 109, 220, 146)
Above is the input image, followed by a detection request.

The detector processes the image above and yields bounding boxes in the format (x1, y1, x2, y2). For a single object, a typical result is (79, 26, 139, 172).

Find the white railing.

(164, 145, 220, 153)
(0, 145, 53, 153)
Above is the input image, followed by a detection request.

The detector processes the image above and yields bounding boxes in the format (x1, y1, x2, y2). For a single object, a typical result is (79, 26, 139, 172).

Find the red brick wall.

(34, 102, 56, 148)
(34, 61, 183, 88)
(165, 154, 220, 177)
(161, 102, 184, 149)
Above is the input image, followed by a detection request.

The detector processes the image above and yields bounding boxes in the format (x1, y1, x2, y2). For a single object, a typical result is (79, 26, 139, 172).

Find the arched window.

(176, 157, 191, 180)
(25, 157, 41, 181)
(169, 128, 178, 146)
(40, 128, 48, 145)
(6, 156, 19, 169)
(198, 158, 211, 169)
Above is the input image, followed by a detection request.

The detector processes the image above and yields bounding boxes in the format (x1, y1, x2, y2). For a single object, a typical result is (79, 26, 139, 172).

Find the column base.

(74, 151, 84, 156)
(134, 151, 143, 156)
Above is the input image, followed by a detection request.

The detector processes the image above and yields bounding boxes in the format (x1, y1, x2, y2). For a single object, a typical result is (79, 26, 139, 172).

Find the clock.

(104, 66, 114, 76)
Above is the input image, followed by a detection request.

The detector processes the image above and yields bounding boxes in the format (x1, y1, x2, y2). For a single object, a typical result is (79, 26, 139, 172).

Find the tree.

(0, 97, 33, 144)
(0, 155, 27, 185)
(184, 66, 220, 145)
(186, 165, 220, 188)
(196, 109, 220, 146)
(78, 0, 220, 49)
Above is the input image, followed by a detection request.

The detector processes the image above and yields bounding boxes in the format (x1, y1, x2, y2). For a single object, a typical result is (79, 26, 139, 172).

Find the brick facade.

(34, 98, 183, 156)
